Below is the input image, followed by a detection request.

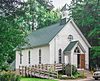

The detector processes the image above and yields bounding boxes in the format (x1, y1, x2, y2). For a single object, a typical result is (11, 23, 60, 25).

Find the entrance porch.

(63, 41, 86, 69)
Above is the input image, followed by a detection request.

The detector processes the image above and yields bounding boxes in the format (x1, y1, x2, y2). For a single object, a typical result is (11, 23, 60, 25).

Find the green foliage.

(90, 46, 100, 68)
(69, 0, 100, 45)
(15, 0, 60, 31)
(0, 0, 24, 16)
(72, 72, 86, 79)
(0, 16, 25, 70)
(91, 46, 100, 58)
(0, 71, 20, 81)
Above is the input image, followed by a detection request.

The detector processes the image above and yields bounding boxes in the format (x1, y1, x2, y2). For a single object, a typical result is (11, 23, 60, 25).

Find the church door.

(80, 54, 85, 69)
(77, 54, 85, 69)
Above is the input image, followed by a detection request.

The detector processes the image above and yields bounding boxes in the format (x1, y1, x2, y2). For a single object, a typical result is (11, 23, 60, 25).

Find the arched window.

(68, 35, 73, 41)
(39, 49, 41, 64)
(19, 51, 22, 64)
(59, 49, 62, 64)
(74, 47, 80, 53)
(28, 51, 30, 64)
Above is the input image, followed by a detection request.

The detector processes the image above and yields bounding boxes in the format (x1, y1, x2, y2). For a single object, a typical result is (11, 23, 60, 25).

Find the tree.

(69, 0, 100, 68)
(15, 0, 60, 32)
(0, 0, 25, 16)
(0, 0, 25, 70)
(0, 0, 60, 70)
(0, 16, 25, 70)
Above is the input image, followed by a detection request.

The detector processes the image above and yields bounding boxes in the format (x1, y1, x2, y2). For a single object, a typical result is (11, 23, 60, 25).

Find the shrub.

(64, 64, 77, 76)
(78, 71, 86, 78)
(0, 71, 21, 81)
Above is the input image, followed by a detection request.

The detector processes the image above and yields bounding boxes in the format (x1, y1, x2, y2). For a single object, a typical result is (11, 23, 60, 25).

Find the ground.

(20, 78, 57, 81)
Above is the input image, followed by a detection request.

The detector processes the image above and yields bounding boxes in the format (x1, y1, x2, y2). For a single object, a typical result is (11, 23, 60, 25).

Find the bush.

(72, 71, 86, 79)
(64, 64, 77, 76)
(0, 71, 20, 81)
(73, 72, 80, 78)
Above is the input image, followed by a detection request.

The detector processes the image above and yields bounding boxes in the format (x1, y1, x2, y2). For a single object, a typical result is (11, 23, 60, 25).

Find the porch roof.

(64, 41, 78, 52)
(63, 41, 86, 53)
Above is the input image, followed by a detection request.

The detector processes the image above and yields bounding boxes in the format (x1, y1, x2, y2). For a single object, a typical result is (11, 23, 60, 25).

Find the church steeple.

(60, 4, 69, 25)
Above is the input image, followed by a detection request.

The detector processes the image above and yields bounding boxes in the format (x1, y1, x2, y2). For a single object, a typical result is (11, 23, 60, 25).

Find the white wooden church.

(15, 4, 91, 71)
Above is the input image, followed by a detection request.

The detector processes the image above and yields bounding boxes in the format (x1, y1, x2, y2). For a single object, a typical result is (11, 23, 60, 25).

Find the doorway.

(77, 54, 85, 69)
(77, 54, 80, 68)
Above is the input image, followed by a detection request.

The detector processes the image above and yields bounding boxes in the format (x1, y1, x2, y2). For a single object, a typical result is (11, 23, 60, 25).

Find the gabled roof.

(64, 41, 78, 52)
(15, 19, 91, 50)
(63, 41, 86, 53)
(20, 22, 67, 49)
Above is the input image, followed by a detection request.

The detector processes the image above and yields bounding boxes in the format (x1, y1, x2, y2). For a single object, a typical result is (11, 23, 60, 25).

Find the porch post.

(70, 52, 72, 77)
(63, 53, 65, 63)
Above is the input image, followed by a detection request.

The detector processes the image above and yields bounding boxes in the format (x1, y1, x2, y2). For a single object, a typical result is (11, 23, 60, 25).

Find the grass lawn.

(20, 78, 58, 81)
